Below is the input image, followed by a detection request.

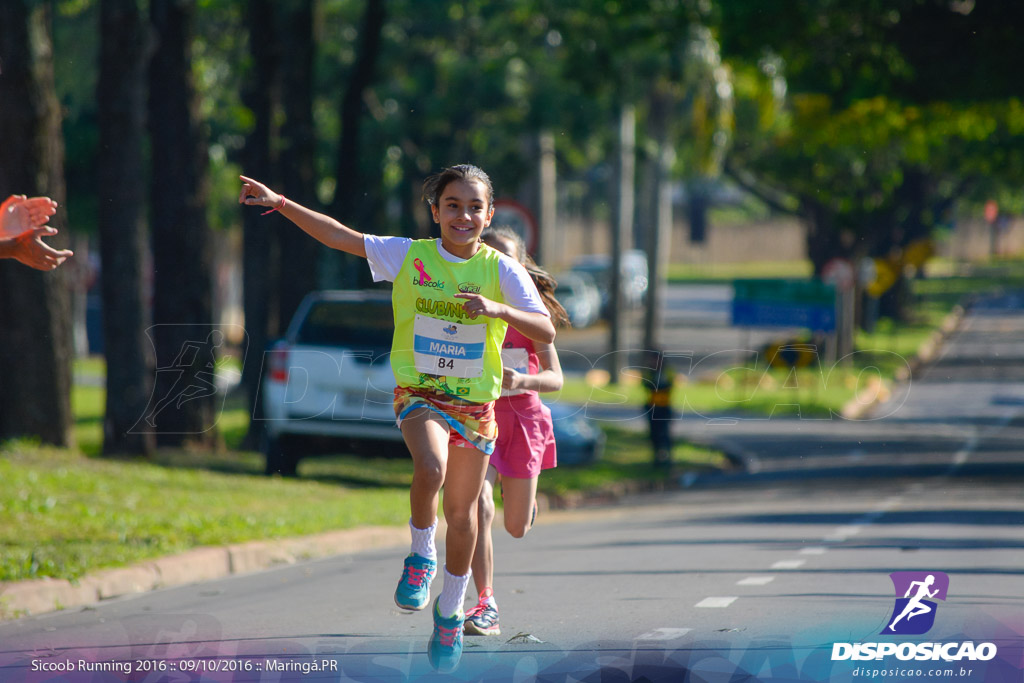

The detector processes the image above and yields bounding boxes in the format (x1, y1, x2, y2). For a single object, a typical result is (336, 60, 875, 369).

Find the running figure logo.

(883, 571, 949, 635)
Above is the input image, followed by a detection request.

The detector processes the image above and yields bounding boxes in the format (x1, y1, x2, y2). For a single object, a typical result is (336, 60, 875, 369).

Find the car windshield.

(296, 300, 395, 349)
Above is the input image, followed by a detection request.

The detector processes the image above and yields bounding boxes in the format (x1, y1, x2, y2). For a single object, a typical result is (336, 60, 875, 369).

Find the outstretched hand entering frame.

(1, 194, 58, 239)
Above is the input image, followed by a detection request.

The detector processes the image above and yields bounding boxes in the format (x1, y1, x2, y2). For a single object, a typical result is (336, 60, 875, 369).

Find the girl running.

(465, 226, 569, 637)
(239, 165, 554, 673)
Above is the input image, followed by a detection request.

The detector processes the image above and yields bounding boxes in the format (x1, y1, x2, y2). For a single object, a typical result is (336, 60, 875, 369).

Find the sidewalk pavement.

(0, 303, 968, 623)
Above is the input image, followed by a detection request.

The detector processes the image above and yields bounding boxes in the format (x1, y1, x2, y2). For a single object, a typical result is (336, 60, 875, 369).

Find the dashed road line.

(770, 559, 806, 570)
(636, 628, 692, 641)
(736, 576, 775, 586)
(799, 546, 827, 555)
(824, 524, 865, 542)
(696, 596, 738, 608)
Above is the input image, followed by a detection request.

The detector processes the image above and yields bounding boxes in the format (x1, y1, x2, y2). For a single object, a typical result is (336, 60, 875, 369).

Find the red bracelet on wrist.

(261, 195, 286, 215)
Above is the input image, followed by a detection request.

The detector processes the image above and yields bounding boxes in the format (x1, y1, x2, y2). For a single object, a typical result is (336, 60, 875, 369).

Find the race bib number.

(413, 314, 486, 378)
(500, 347, 530, 397)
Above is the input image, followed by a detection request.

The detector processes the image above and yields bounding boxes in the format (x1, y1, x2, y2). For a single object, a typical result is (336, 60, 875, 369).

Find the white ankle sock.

(438, 567, 471, 618)
(478, 586, 497, 609)
(409, 518, 437, 560)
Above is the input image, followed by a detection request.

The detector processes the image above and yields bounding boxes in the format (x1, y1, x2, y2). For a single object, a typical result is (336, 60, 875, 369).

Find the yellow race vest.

(390, 240, 509, 402)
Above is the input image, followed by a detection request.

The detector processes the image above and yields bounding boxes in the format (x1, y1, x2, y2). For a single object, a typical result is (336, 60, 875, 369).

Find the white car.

(260, 290, 401, 475)
(555, 271, 602, 328)
(569, 249, 649, 316)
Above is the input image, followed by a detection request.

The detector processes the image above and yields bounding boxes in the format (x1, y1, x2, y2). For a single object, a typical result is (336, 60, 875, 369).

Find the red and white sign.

(822, 257, 855, 291)
(984, 200, 999, 224)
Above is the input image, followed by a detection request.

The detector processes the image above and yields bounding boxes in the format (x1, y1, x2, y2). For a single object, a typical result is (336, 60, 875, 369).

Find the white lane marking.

(636, 627, 692, 641)
(952, 433, 977, 467)
(824, 524, 865, 541)
(880, 496, 903, 511)
(737, 576, 775, 586)
(771, 559, 806, 570)
(799, 547, 827, 555)
(696, 596, 738, 608)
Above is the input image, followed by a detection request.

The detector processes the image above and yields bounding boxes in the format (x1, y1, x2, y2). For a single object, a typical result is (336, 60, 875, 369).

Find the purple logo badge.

(883, 571, 949, 635)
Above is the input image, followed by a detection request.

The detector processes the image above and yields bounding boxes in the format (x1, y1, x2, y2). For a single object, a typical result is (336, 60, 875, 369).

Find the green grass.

(667, 259, 813, 283)
(0, 441, 410, 583)
(3, 375, 724, 584)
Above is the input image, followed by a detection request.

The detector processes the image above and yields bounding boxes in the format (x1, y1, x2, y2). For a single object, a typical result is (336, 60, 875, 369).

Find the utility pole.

(609, 104, 635, 381)
(537, 130, 557, 266)
(644, 143, 674, 351)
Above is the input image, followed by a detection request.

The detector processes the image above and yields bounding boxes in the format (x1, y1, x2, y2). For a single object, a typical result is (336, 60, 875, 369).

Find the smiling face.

(431, 178, 494, 259)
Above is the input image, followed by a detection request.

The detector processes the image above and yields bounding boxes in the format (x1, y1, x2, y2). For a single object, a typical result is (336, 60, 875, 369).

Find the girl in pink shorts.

(464, 226, 570, 636)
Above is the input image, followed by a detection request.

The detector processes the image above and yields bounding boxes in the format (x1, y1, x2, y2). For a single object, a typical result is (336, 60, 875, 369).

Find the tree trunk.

(146, 0, 218, 448)
(98, 0, 155, 456)
(332, 0, 386, 289)
(239, 0, 282, 449)
(333, 0, 386, 224)
(277, 0, 319, 326)
(0, 0, 75, 447)
(642, 91, 673, 352)
(802, 198, 844, 276)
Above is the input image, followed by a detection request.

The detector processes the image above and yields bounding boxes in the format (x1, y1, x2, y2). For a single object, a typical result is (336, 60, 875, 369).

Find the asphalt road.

(2, 287, 1022, 682)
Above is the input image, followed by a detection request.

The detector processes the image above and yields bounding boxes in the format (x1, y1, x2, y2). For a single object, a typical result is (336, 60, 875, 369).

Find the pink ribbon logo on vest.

(413, 258, 432, 285)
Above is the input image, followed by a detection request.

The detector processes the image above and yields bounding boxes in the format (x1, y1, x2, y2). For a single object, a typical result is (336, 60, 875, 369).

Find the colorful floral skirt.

(394, 386, 497, 455)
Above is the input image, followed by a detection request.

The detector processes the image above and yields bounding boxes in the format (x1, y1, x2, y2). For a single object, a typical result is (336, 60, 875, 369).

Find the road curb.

(0, 525, 411, 622)
(839, 304, 966, 420)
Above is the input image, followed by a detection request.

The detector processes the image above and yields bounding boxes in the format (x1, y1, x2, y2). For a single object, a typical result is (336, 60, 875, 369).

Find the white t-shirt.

(364, 235, 549, 316)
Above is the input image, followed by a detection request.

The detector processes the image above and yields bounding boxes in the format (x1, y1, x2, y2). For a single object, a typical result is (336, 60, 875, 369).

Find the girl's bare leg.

(499, 474, 539, 539)
(471, 467, 499, 595)
(442, 444, 491, 575)
(399, 407, 451, 529)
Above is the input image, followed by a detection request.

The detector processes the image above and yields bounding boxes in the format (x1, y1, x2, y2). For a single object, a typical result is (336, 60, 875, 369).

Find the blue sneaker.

(394, 553, 436, 611)
(428, 599, 464, 673)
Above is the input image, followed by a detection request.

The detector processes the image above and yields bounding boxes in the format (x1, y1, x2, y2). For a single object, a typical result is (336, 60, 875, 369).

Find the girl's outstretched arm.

(239, 175, 366, 257)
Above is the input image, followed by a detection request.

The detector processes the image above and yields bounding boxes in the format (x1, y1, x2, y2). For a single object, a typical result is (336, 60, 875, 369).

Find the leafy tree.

(720, 0, 1024, 319)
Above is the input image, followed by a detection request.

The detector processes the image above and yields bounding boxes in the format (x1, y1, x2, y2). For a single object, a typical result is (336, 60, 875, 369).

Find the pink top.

(499, 326, 540, 398)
